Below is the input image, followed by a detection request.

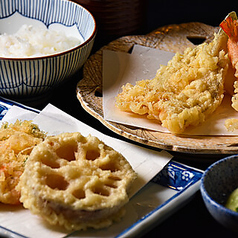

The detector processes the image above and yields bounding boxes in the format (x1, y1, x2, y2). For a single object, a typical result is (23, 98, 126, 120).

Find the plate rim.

(117, 160, 203, 237)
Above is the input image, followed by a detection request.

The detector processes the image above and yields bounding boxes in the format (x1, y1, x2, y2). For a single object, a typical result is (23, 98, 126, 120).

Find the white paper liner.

(0, 104, 172, 238)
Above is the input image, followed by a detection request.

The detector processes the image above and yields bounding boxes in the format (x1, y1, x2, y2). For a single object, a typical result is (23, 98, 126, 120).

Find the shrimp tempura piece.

(220, 12, 238, 111)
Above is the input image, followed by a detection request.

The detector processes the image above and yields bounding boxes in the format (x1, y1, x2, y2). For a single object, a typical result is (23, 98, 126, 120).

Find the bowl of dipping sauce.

(200, 155, 238, 233)
(0, 0, 96, 99)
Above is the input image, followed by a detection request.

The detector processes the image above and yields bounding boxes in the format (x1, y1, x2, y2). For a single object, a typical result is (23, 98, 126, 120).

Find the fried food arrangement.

(0, 120, 46, 205)
(17, 132, 136, 230)
(116, 31, 229, 134)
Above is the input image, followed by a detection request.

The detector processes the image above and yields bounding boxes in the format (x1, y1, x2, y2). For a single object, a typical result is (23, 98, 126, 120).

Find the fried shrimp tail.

(220, 13, 238, 75)
(220, 14, 238, 39)
(220, 12, 238, 111)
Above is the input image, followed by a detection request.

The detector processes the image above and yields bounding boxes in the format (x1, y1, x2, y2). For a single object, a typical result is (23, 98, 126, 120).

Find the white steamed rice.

(0, 24, 81, 58)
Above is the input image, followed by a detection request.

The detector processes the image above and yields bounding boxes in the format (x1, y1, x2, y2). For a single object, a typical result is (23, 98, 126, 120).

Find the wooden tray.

(76, 22, 238, 154)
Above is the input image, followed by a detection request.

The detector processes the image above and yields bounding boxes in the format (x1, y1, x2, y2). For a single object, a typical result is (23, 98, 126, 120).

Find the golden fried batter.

(225, 118, 238, 131)
(116, 32, 229, 134)
(18, 132, 136, 230)
(0, 120, 45, 205)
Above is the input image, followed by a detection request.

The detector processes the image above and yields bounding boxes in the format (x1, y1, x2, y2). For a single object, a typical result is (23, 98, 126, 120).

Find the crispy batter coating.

(18, 132, 136, 230)
(220, 13, 238, 111)
(0, 120, 45, 205)
(225, 118, 238, 131)
(220, 12, 238, 131)
(231, 80, 238, 110)
(116, 33, 229, 134)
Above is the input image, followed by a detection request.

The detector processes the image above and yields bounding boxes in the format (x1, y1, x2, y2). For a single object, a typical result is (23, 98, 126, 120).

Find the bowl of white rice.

(0, 0, 96, 98)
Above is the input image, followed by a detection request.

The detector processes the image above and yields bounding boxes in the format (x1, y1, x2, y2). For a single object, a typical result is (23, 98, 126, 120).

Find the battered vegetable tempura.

(0, 120, 45, 205)
(116, 32, 229, 134)
(18, 132, 136, 230)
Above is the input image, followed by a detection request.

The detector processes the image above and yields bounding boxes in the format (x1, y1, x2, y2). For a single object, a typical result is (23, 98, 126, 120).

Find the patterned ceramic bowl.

(200, 155, 238, 233)
(0, 0, 96, 98)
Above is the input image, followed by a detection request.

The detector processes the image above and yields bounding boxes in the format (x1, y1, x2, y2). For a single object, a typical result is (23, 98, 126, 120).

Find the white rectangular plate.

(0, 97, 203, 238)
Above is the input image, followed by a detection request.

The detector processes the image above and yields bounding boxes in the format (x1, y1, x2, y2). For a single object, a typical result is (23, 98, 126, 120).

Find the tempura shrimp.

(220, 12, 238, 110)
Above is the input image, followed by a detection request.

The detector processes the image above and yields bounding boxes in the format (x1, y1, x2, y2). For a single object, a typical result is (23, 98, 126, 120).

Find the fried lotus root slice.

(0, 120, 45, 205)
(17, 132, 137, 230)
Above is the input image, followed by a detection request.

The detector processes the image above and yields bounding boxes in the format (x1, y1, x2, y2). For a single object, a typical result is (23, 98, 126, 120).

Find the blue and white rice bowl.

(0, 0, 96, 97)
